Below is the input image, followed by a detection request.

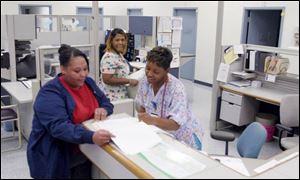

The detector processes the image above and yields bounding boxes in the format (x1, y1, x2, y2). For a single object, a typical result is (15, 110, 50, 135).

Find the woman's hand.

(94, 108, 108, 120)
(129, 79, 139, 87)
(92, 129, 115, 146)
(138, 112, 156, 125)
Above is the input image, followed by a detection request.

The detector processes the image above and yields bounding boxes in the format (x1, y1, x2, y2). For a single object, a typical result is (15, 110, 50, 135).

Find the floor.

(1, 78, 283, 179)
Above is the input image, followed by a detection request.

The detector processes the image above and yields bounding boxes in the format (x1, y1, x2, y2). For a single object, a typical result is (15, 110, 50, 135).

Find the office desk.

(1, 81, 33, 140)
(80, 113, 299, 179)
(1, 82, 32, 103)
(220, 84, 291, 105)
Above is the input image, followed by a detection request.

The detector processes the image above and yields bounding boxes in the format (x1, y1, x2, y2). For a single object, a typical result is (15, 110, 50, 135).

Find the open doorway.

(241, 8, 283, 47)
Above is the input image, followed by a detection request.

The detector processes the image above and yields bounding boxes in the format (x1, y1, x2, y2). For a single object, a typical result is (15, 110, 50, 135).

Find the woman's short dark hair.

(58, 44, 89, 68)
(104, 28, 128, 55)
(146, 46, 173, 70)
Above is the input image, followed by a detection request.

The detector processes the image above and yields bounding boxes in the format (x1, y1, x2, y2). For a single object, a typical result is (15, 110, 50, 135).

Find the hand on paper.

(92, 129, 115, 146)
(138, 112, 156, 125)
(94, 108, 107, 120)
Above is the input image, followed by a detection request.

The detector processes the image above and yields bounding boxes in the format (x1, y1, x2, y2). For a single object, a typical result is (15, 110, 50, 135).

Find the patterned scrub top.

(135, 74, 205, 150)
(100, 51, 130, 101)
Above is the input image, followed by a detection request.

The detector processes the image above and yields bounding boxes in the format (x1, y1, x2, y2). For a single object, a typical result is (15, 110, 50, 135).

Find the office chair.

(1, 95, 22, 152)
(276, 94, 299, 151)
(211, 122, 267, 158)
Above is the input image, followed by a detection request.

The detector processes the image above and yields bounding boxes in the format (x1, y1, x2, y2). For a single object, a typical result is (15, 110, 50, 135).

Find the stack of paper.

(86, 117, 162, 155)
(224, 47, 239, 64)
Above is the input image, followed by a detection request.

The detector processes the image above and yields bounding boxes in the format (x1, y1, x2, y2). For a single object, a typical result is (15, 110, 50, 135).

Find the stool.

(211, 130, 235, 155)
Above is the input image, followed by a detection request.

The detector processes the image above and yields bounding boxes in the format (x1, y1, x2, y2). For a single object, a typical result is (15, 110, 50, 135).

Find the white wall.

(1, 1, 299, 84)
(222, 1, 299, 48)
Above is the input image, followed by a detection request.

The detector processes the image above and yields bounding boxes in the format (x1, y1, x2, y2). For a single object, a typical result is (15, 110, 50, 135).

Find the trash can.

(256, 113, 277, 141)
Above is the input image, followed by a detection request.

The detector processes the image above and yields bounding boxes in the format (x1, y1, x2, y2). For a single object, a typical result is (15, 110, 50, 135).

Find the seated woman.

(100, 28, 139, 101)
(135, 46, 204, 150)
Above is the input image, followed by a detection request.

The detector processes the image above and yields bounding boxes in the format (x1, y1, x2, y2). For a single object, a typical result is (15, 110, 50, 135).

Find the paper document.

(170, 48, 180, 68)
(20, 80, 32, 89)
(85, 117, 162, 155)
(141, 143, 206, 178)
(233, 45, 244, 54)
(158, 17, 172, 33)
(211, 156, 250, 177)
(157, 33, 172, 46)
(171, 17, 183, 30)
(172, 30, 181, 48)
(216, 63, 230, 83)
(128, 68, 145, 80)
(228, 80, 251, 87)
(224, 47, 239, 64)
(111, 122, 162, 155)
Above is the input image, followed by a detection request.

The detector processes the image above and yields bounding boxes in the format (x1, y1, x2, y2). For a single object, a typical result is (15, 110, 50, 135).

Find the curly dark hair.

(146, 46, 173, 70)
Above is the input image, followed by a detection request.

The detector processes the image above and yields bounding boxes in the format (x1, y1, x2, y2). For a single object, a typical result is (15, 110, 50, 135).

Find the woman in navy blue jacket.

(27, 44, 114, 179)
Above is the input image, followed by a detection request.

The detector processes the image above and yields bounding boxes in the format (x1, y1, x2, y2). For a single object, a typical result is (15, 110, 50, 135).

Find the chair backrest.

(280, 94, 299, 127)
(237, 122, 267, 158)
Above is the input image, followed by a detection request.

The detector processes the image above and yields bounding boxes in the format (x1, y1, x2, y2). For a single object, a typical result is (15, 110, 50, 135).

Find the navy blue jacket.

(27, 75, 113, 179)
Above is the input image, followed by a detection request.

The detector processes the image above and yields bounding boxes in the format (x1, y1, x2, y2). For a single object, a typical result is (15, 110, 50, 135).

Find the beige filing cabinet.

(220, 90, 258, 126)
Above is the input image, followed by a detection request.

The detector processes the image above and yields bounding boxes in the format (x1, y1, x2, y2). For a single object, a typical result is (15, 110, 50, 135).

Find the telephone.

(264, 56, 289, 75)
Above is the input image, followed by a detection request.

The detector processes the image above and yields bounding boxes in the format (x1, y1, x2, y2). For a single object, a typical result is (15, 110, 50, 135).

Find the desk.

(1, 81, 34, 140)
(80, 113, 299, 179)
(220, 84, 291, 106)
(1, 82, 32, 103)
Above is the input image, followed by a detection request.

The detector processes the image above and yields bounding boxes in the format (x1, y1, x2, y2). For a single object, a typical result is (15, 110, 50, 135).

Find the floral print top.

(135, 74, 204, 150)
(100, 51, 130, 101)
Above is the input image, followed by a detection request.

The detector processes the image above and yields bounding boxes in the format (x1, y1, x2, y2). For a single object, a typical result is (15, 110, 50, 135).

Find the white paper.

(216, 63, 230, 83)
(141, 143, 206, 178)
(211, 156, 250, 177)
(157, 33, 172, 46)
(89, 118, 161, 155)
(170, 48, 180, 68)
(129, 62, 146, 69)
(249, 50, 256, 71)
(172, 30, 181, 48)
(233, 45, 244, 54)
(171, 17, 183, 30)
(265, 74, 276, 83)
(128, 68, 145, 80)
(254, 159, 279, 173)
(90, 117, 138, 132)
(158, 16, 172, 33)
(111, 122, 162, 155)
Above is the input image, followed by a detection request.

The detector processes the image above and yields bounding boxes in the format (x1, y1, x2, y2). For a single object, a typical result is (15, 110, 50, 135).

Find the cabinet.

(220, 90, 257, 126)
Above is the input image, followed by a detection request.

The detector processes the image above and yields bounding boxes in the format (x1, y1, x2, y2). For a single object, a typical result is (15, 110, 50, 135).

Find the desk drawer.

(220, 100, 241, 126)
(222, 91, 243, 106)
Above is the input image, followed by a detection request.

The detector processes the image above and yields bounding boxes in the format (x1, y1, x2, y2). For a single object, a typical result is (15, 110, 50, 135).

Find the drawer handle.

(229, 102, 234, 105)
